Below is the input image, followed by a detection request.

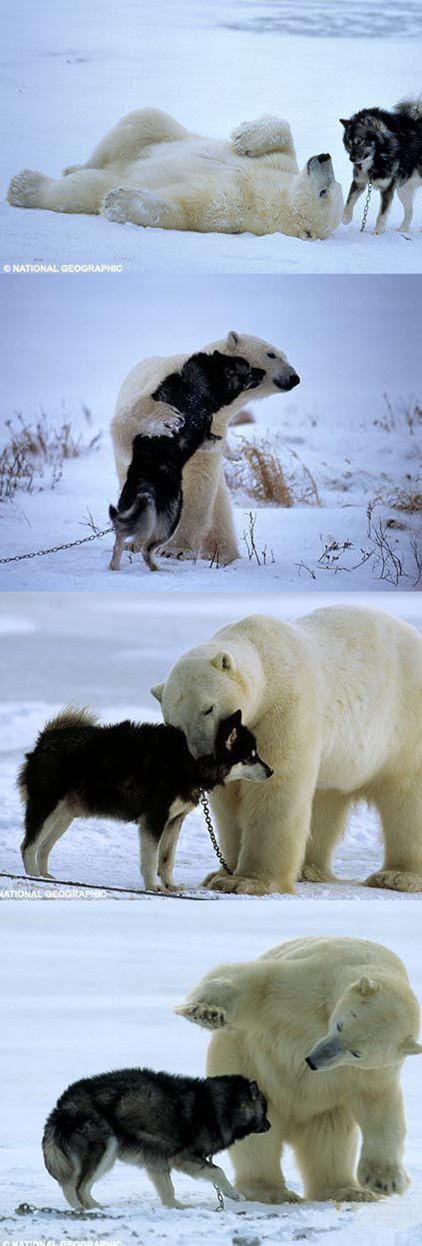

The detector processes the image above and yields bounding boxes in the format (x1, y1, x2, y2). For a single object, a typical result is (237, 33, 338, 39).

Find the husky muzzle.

(305, 1035, 343, 1071)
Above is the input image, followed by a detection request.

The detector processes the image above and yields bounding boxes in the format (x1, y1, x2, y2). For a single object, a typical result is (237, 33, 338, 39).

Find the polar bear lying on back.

(177, 936, 421, 1204)
(8, 108, 344, 241)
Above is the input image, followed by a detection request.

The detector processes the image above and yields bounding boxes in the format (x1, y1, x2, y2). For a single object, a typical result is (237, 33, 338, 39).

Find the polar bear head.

(305, 974, 422, 1072)
(152, 633, 264, 758)
(288, 154, 344, 240)
(215, 332, 300, 396)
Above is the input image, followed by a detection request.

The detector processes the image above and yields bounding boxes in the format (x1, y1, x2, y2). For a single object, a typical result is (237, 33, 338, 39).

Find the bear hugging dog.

(152, 604, 422, 894)
(176, 936, 422, 1204)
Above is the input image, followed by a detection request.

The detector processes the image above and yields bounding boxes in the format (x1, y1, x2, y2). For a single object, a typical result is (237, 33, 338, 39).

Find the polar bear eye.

(336, 1022, 343, 1032)
(319, 188, 328, 197)
(203, 706, 214, 716)
(267, 351, 276, 359)
(351, 1050, 361, 1059)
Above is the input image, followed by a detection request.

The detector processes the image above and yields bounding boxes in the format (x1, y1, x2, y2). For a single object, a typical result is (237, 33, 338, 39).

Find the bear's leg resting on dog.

(173, 1154, 241, 1201)
(102, 186, 187, 229)
(8, 168, 112, 214)
(80, 108, 191, 171)
(354, 1082, 409, 1196)
(207, 1031, 300, 1203)
(294, 1108, 375, 1202)
(301, 790, 351, 883)
(365, 774, 422, 892)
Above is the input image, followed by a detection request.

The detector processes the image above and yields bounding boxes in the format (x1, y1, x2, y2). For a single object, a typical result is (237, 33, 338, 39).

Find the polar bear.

(152, 605, 422, 894)
(111, 331, 300, 564)
(8, 108, 344, 241)
(176, 936, 422, 1204)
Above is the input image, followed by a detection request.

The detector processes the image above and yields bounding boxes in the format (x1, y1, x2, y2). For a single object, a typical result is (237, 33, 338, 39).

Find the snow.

(0, 900, 421, 1245)
(1, 275, 421, 593)
(1, 589, 421, 902)
(1, 0, 422, 274)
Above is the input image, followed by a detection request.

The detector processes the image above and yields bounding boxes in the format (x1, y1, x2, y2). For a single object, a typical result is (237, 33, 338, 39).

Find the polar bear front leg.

(294, 1109, 376, 1202)
(102, 186, 187, 229)
(301, 790, 351, 883)
(161, 451, 221, 560)
(231, 116, 296, 160)
(207, 1031, 300, 1204)
(354, 1083, 409, 1197)
(200, 469, 240, 564)
(365, 774, 422, 892)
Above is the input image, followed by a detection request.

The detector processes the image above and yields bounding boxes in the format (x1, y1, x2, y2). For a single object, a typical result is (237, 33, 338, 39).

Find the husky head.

(211, 332, 300, 397)
(305, 975, 422, 1073)
(196, 709, 273, 789)
(340, 112, 398, 176)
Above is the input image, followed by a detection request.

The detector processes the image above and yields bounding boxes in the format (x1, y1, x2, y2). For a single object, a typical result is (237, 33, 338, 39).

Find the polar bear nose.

(287, 371, 300, 390)
(305, 1056, 317, 1070)
(317, 153, 331, 164)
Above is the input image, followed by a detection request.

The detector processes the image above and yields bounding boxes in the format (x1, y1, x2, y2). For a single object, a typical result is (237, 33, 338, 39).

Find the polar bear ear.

(358, 976, 379, 997)
(401, 1038, 422, 1056)
(151, 682, 165, 703)
(211, 651, 236, 673)
(227, 330, 240, 348)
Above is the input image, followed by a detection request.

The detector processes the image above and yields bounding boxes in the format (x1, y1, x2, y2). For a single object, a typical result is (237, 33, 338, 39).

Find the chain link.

(0, 527, 113, 565)
(360, 181, 373, 232)
(213, 1183, 225, 1212)
(200, 790, 233, 875)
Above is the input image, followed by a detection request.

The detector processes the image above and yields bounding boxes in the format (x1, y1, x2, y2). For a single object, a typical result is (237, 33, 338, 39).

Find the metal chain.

(0, 527, 112, 565)
(360, 181, 373, 232)
(213, 1183, 225, 1212)
(200, 790, 233, 875)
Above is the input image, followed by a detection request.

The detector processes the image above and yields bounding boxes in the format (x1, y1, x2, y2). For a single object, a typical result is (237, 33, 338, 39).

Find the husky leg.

(173, 1154, 241, 1201)
(77, 1138, 118, 1210)
(396, 181, 416, 231)
(139, 827, 159, 890)
(374, 183, 395, 234)
(31, 800, 74, 878)
(109, 532, 126, 571)
(158, 815, 185, 889)
(342, 177, 366, 224)
(146, 1166, 185, 1209)
(61, 1181, 84, 1210)
(143, 542, 161, 572)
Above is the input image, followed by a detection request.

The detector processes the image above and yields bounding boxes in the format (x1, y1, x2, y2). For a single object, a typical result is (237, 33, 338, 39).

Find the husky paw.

(7, 169, 47, 207)
(358, 1160, 409, 1196)
(342, 206, 353, 225)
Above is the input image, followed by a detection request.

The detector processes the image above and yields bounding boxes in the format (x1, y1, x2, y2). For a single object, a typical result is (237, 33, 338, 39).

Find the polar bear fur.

(111, 331, 299, 564)
(176, 936, 421, 1203)
(8, 108, 344, 241)
(152, 605, 422, 893)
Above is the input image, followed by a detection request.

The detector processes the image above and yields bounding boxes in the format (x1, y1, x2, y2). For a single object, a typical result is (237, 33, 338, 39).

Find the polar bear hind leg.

(302, 790, 352, 883)
(81, 109, 191, 170)
(207, 1030, 300, 1203)
(365, 773, 422, 892)
(199, 472, 240, 564)
(294, 1108, 376, 1202)
(8, 168, 112, 214)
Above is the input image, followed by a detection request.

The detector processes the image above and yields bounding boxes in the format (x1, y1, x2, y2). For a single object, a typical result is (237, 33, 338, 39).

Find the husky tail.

(394, 95, 422, 123)
(18, 707, 97, 878)
(109, 489, 155, 539)
(43, 1105, 116, 1210)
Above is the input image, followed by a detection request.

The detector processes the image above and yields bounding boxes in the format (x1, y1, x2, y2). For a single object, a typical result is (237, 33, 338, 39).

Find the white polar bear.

(111, 331, 299, 564)
(176, 936, 422, 1204)
(152, 605, 422, 894)
(8, 108, 344, 241)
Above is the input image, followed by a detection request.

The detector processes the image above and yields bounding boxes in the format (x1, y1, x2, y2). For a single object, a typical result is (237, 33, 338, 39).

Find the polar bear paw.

(231, 116, 292, 158)
(7, 169, 48, 207)
(205, 873, 285, 896)
(236, 1182, 301, 1204)
(174, 1002, 228, 1030)
(358, 1160, 409, 1196)
(62, 163, 83, 176)
(320, 1185, 378, 1203)
(102, 187, 138, 223)
(301, 863, 338, 884)
(365, 869, 422, 893)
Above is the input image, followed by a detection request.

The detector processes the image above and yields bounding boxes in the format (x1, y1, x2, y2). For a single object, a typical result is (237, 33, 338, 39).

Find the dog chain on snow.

(200, 790, 233, 876)
(360, 180, 373, 232)
(213, 1183, 225, 1212)
(0, 527, 113, 565)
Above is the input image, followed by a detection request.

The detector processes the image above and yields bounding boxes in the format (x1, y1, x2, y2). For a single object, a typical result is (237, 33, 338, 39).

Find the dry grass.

(227, 435, 320, 508)
(0, 407, 101, 501)
(375, 395, 422, 436)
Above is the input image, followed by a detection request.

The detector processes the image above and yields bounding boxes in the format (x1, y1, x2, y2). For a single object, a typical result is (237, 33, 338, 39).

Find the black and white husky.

(341, 97, 422, 233)
(109, 350, 266, 571)
(18, 708, 272, 890)
(43, 1066, 270, 1210)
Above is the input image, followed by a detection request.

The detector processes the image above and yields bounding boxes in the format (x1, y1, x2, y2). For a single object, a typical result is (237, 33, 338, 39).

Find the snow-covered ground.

(1, 275, 420, 592)
(1, 589, 421, 902)
(1, 0, 422, 274)
(0, 900, 421, 1245)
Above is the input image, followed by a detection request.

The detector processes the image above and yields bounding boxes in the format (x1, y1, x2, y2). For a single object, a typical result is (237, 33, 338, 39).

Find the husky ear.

(339, 118, 349, 128)
(174, 979, 235, 1030)
(358, 976, 379, 997)
(151, 682, 165, 703)
(211, 651, 236, 673)
(227, 330, 240, 349)
(401, 1038, 422, 1056)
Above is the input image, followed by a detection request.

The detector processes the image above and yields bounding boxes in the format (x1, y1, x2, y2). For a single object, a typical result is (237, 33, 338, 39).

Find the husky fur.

(341, 97, 422, 232)
(108, 350, 266, 572)
(43, 1066, 270, 1211)
(18, 708, 272, 890)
